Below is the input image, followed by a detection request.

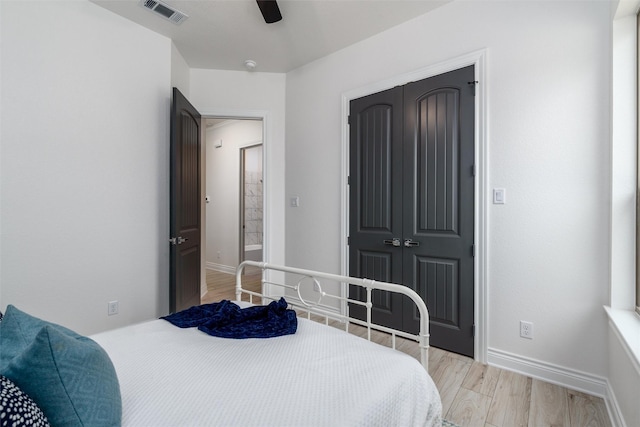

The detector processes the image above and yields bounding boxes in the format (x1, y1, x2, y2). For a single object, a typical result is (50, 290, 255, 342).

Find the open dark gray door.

(349, 66, 475, 357)
(170, 87, 202, 313)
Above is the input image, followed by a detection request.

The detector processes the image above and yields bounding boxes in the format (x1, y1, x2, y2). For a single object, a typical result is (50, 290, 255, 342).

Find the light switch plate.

(493, 188, 506, 204)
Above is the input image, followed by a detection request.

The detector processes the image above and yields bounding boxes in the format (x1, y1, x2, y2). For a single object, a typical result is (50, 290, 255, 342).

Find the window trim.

(636, 11, 640, 316)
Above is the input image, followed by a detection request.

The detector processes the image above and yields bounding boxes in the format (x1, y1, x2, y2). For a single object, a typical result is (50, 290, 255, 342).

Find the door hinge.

(347, 175, 351, 185)
(348, 115, 352, 125)
(347, 236, 351, 245)
(471, 164, 476, 177)
(472, 324, 476, 337)
(468, 80, 478, 96)
(472, 244, 475, 257)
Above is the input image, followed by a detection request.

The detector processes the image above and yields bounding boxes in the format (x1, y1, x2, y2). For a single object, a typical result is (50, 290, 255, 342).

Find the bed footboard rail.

(235, 261, 430, 371)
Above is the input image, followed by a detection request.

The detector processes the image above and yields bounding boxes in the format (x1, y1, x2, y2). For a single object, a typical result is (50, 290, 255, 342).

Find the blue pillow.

(0, 305, 81, 370)
(0, 307, 121, 427)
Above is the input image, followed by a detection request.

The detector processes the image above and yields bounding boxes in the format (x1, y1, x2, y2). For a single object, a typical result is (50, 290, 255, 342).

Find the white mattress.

(91, 309, 441, 427)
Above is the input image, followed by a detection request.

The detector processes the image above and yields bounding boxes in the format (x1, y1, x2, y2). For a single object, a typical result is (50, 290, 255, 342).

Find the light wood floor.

(203, 270, 611, 427)
(201, 269, 262, 304)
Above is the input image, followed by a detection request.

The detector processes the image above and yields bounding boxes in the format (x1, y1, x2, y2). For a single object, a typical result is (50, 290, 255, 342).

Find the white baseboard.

(487, 348, 609, 398)
(605, 380, 627, 427)
(206, 262, 235, 275)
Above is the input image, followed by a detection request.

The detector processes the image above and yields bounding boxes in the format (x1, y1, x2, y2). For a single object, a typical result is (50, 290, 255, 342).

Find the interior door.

(348, 86, 404, 330)
(402, 67, 475, 357)
(348, 66, 475, 357)
(170, 87, 202, 313)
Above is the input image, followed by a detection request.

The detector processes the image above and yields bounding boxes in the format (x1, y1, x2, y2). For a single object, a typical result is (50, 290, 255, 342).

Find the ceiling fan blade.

(256, 0, 282, 24)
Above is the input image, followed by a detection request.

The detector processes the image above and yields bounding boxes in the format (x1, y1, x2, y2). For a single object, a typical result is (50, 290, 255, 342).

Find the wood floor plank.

(427, 346, 448, 376)
(431, 355, 473, 416)
(202, 269, 261, 304)
(567, 390, 611, 427)
(394, 334, 421, 358)
(446, 388, 492, 427)
(528, 379, 570, 427)
(462, 362, 501, 397)
(485, 370, 532, 427)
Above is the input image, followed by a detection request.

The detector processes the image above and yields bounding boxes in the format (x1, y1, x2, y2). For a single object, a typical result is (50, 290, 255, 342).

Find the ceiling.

(91, 0, 451, 73)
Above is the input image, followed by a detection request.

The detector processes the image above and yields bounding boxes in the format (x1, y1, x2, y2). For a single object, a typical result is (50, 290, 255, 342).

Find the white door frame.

(339, 49, 488, 362)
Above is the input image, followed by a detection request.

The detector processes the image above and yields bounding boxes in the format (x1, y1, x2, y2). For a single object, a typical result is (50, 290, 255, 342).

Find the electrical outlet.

(108, 301, 119, 316)
(520, 321, 533, 339)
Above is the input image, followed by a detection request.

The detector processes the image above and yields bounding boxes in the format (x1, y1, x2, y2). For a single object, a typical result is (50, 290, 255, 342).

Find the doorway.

(203, 118, 263, 296)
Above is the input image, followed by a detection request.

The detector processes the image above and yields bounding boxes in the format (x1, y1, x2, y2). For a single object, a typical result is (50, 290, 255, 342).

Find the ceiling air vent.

(140, 0, 188, 25)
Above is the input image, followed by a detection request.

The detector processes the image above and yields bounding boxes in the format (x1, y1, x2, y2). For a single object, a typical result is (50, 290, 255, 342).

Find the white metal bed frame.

(235, 261, 430, 370)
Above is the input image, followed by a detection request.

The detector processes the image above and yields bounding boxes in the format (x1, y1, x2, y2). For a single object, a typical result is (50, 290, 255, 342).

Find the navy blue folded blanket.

(161, 298, 297, 339)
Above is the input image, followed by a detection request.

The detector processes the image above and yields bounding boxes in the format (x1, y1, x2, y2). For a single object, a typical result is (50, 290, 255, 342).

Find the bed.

(0, 262, 442, 427)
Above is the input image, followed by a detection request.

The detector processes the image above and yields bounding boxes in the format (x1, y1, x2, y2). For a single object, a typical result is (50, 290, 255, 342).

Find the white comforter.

(91, 311, 441, 427)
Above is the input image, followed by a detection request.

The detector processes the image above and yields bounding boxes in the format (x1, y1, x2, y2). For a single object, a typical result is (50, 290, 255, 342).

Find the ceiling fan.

(256, 0, 282, 24)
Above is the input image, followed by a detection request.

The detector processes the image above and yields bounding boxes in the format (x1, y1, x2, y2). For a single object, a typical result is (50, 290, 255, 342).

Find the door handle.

(169, 236, 188, 245)
(404, 239, 420, 247)
(383, 238, 401, 247)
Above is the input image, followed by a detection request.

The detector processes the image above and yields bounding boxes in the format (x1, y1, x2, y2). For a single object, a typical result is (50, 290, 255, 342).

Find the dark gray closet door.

(349, 66, 475, 357)
(348, 86, 404, 330)
(402, 66, 475, 357)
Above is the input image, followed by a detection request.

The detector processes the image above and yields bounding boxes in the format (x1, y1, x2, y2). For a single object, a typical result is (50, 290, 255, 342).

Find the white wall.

(205, 120, 262, 271)
(285, 0, 611, 385)
(189, 69, 286, 271)
(171, 42, 190, 96)
(0, 1, 171, 335)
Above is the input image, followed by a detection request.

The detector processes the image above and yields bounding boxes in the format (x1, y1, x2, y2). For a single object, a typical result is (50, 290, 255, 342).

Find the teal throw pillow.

(0, 305, 81, 370)
(0, 306, 121, 427)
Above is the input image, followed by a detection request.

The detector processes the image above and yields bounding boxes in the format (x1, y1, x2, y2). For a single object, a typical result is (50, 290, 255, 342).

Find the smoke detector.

(244, 60, 257, 71)
(140, 0, 188, 25)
